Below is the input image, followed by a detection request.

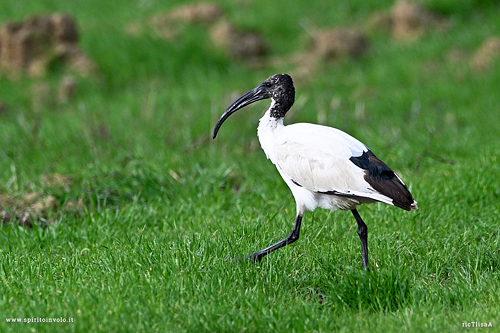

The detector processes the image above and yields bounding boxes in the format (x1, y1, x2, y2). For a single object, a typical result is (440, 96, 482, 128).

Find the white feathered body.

(257, 107, 403, 213)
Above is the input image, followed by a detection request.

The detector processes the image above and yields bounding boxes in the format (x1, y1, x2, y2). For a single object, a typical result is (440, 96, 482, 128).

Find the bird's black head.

(213, 74, 295, 139)
(260, 74, 295, 118)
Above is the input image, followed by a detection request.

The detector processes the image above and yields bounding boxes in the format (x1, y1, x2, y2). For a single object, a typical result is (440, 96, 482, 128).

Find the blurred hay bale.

(0, 192, 58, 227)
(30, 195, 57, 215)
(51, 13, 79, 42)
(41, 173, 73, 190)
(0, 194, 16, 208)
(310, 28, 369, 60)
(390, 0, 445, 41)
(470, 37, 500, 72)
(366, 10, 393, 33)
(58, 75, 77, 103)
(148, 2, 224, 40)
(290, 28, 368, 83)
(0, 13, 97, 77)
(166, 2, 224, 25)
(54, 42, 97, 76)
(209, 20, 268, 62)
(140, 2, 267, 64)
(63, 197, 85, 212)
(367, 1, 446, 41)
(147, 16, 178, 41)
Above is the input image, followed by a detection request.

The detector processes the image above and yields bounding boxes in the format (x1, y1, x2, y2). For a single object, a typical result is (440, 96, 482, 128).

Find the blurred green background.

(1, 1, 499, 332)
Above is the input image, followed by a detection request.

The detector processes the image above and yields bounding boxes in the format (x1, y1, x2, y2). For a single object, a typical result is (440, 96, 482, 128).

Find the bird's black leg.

(250, 214, 303, 262)
(351, 208, 369, 271)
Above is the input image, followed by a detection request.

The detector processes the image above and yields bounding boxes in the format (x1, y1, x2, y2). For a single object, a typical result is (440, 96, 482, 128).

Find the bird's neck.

(257, 101, 284, 163)
(258, 101, 284, 128)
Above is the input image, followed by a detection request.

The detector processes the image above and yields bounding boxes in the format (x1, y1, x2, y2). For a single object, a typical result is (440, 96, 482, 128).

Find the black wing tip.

(350, 150, 418, 212)
(393, 199, 418, 211)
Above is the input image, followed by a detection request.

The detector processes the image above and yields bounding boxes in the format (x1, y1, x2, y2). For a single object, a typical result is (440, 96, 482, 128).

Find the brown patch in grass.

(30, 195, 57, 215)
(310, 28, 369, 60)
(54, 42, 97, 76)
(209, 20, 268, 62)
(147, 2, 224, 41)
(0, 192, 57, 227)
(367, 1, 447, 41)
(391, 1, 446, 41)
(63, 197, 85, 212)
(41, 173, 73, 190)
(165, 2, 224, 25)
(0, 13, 97, 78)
(132, 2, 267, 64)
(58, 75, 77, 103)
(290, 28, 369, 82)
(148, 16, 179, 41)
(235, 31, 267, 60)
(0, 174, 87, 227)
(470, 37, 500, 73)
(366, 10, 393, 33)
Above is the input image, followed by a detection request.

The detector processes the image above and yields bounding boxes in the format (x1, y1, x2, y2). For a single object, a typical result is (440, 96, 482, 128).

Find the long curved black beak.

(213, 85, 270, 139)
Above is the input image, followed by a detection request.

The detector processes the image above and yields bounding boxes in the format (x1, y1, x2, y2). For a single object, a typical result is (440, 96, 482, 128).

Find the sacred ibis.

(213, 74, 417, 270)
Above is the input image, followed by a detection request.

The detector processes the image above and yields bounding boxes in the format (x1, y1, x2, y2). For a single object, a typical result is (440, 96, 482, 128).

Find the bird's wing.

(273, 123, 371, 194)
(273, 123, 417, 210)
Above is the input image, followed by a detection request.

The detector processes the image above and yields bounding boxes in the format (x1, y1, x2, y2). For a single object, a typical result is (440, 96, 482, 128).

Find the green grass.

(1, 0, 500, 332)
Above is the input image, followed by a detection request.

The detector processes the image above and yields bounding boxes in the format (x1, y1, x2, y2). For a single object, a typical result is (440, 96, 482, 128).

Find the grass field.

(1, 0, 500, 332)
